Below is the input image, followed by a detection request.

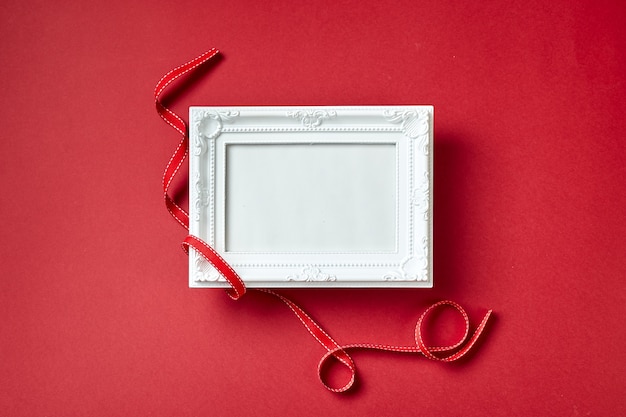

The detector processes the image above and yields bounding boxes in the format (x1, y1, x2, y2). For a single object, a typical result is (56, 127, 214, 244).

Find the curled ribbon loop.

(156, 50, 494, 393)
(415, 300, 492, 362)
(317, 300, 493, 391)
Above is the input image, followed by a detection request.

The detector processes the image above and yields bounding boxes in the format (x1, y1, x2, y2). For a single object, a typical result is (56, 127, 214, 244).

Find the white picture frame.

(188, 106, 433, 288)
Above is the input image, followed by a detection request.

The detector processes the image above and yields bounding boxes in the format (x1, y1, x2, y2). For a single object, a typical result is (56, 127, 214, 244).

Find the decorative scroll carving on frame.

(412, 171, 430, 221)
(286, 110, 337, 128)
(287, 266, 337, 282)
(192, 171, 211, 222)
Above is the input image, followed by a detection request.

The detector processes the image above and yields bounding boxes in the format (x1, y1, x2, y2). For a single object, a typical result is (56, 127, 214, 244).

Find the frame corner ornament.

(192, 110, 240, 155)
(383, 109, 430, 154)
(383, 237, 429, 282)
(193, 256, 222, 283)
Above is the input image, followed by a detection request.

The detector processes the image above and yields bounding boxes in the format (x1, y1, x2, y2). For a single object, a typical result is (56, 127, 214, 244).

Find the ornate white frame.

(189, 106, 433, 288)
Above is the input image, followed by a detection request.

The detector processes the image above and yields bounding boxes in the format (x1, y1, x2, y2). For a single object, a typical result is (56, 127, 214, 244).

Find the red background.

(1, 0, 625, 415)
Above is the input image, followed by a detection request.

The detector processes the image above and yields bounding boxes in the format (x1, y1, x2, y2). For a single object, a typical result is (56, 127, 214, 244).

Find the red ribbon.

(154, 50, 493, 393)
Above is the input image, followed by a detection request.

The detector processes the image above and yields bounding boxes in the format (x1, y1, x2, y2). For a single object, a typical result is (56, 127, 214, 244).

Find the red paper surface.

(1, 0, 625, 415)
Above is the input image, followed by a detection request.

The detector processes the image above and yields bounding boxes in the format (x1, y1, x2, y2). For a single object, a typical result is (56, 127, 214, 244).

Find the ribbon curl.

(155, 50, 493, 392)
